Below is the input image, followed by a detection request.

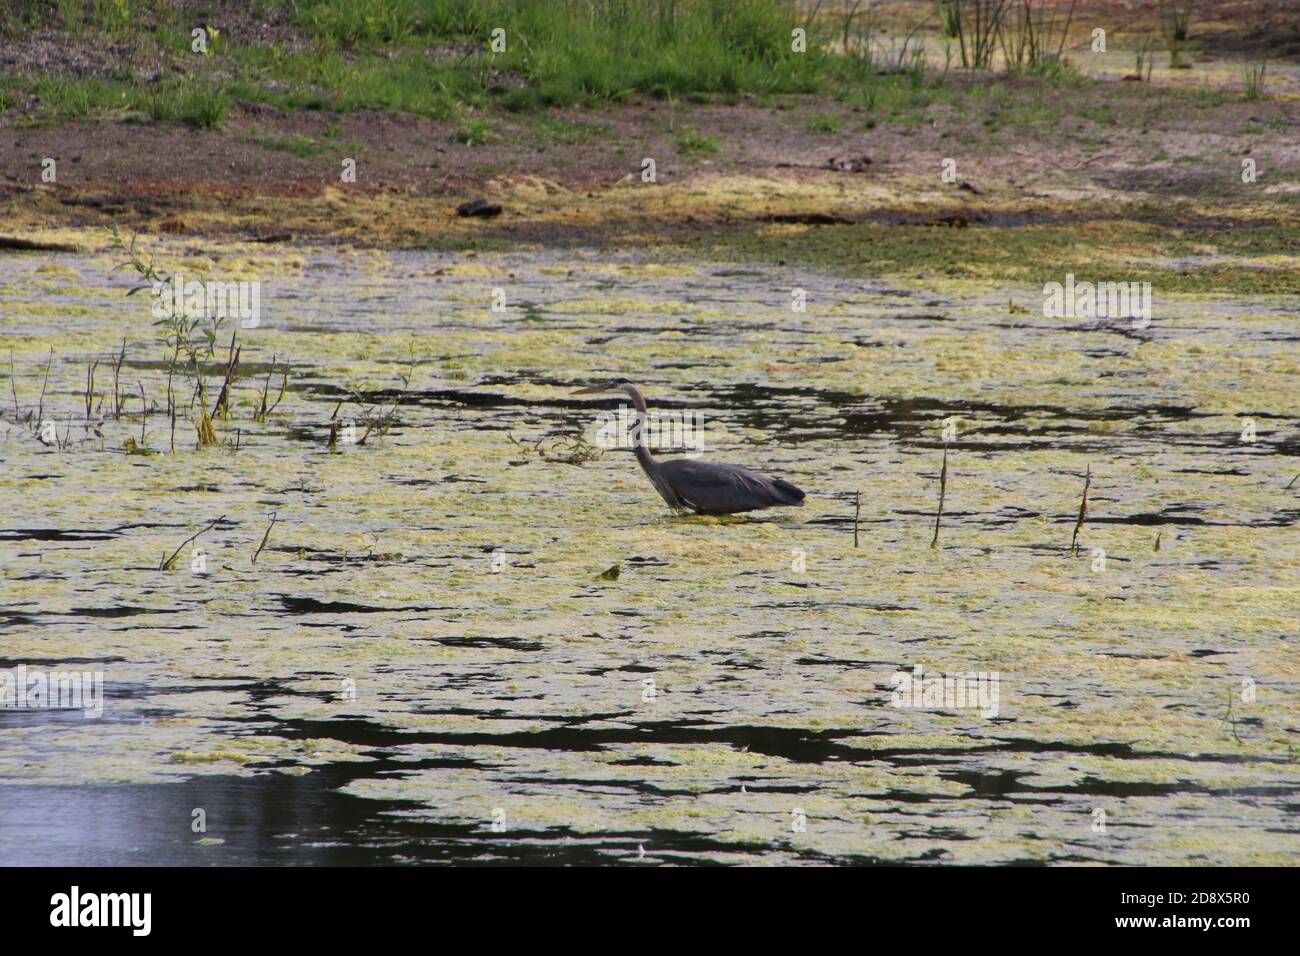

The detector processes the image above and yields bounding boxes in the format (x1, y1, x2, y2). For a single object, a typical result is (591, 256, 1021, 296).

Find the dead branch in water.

(111, 338, 125, 420)
(159, 515, 225, 571)
(211, 332, 240, 421)
(166, 349, 176, 453)
(255, 355, 287, 423)
(138, 383, 148, 445)
(507, 430, 601, 465)
(84, 360, 98, 420)
(1071, 464, 1091, 556)
(251, 512, 278, 566)
(930, 447, 948, 549)
(854, 490, 861, 549)
(7, 351, 19, 420)
(36, 348, 52, 427)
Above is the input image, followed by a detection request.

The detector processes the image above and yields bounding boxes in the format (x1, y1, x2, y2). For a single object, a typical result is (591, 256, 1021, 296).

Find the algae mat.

(0, 243, 1297, 865)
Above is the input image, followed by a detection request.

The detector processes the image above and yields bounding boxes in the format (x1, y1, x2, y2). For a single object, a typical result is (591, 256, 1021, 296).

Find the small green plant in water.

(343, 351, 421, 446)
(108, 224, 225, 446)
(1221, 688, 1242, 744)
(1159, 0, 1193, 69)
(508, 431, 601, 465)
(1242, 59, 1267, 100)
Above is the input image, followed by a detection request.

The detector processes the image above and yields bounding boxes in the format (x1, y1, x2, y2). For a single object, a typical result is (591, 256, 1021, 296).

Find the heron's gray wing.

(658, 459, 805, 515)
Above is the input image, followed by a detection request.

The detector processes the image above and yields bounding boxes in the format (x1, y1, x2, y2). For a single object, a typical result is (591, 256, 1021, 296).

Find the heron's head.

(571, 377, 634, 397)
(572, 377, 647, 413)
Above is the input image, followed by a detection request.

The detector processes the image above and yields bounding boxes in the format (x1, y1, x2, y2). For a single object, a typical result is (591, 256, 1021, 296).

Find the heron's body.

(573, 380, 805, 516)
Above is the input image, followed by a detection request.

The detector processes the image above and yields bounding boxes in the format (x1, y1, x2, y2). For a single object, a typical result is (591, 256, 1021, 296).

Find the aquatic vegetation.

(508, 430, 603, 466)
(1242, 59, 1268, 100)
(0, 242, 1296, 864)
(108, 226, 229, 447)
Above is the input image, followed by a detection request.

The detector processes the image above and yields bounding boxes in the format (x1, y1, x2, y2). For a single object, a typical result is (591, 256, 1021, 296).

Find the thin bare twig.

(36, 347, 53, 426)
(1071, 464, 1091, 555)
(84, 360, 98, 420)
(159, 515, 225, 571)
(251, 512, 277, 566)
(138, 382, 148, 445)
(112, 337, 125, 420)
(931, 447, 948, 549)
(854, 490, 861, 548)
(210, 333, 240, 421)
(266, 366, 288, 417)
(8, 351, 19, 419)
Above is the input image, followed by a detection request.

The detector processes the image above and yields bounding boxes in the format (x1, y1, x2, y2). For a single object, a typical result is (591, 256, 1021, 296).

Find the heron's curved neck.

(621, 385, 658, 471)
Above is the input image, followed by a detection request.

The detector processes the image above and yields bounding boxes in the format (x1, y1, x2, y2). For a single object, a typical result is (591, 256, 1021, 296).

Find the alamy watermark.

(595, 406, 705, 453)
(151, 272, 261, 329)
(0, 665, 104, 718)
(891, 664, 1000, 718)
(50, 886, 150, 936)
(1043, 273, 1151, 329)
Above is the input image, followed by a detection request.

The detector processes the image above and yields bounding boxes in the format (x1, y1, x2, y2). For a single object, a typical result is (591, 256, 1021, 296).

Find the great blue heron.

(572, 379, 806, 516)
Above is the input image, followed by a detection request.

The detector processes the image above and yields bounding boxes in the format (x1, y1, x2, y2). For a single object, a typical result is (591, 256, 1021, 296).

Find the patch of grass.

(142, 85, 180, 121)
(1, 0, 1281, 153)
(452, 117, 494, 146)
(846, 73, 954, 116)
(174, 81, 231, 128)
(1186, 87, 1233, 109)
(0, 0, 1113, 146)
(807, 114, 842, 133)
(56, 0, 84, 32)
(227, 43, 469, 119)
(1242, 60, 1267, 100)
(498, 86, 543, 112)
(468, 160, 509, 176)
(30, 76, 130, 118)
(296, 0, 417, 45)
(19, 72, 231, 128)
(139, 80, 232, 128)
(246, 132, 324, 157)
(674, 128, 721, 156)
(286, 0, 832, 104)
(513, 113, 600, 146)
(1019, 56, 1078, 86)
(88, 0, 134, 37)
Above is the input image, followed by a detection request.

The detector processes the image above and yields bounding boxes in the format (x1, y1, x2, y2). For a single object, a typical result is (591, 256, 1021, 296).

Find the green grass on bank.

(0, 0, 1024, 126)
(0, 0, 1273, 168)
(0, 0, 850, 121)
(291, 0, 834, 101)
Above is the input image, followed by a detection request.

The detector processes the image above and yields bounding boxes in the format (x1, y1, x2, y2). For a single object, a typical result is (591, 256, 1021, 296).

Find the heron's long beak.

(571, 384, 612, 395)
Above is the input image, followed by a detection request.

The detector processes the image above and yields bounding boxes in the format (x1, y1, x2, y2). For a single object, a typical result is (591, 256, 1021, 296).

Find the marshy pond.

(1, 242, 1297, 864)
